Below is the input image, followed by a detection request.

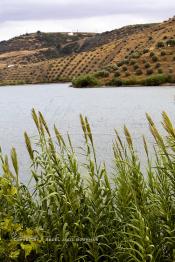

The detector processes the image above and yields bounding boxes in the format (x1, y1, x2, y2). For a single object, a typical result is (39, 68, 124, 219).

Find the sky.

(0, 0, 175, 41)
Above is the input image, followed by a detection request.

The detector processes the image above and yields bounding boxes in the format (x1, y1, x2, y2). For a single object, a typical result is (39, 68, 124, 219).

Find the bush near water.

(72, 73, 175, 87)
(72, 74, 99, 87)
(1, 109, 175, 261)
(108, 74, 175, 86)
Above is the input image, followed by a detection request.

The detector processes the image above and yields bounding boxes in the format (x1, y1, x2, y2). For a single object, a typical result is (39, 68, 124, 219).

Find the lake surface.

(0, 83, 175, 182)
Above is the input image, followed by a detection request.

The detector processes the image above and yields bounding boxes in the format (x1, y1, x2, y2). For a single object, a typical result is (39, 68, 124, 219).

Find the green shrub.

(151, 55, 158, 62)
(145, 63, 151, 69)
(156, 41, 165, 48)
(146, 68, 154, 75)
(117, 61, 124, 67)
(143, 48, 149, 54)
(104, 65, 113, 72)
(160, 51, 166, 56)
(108, 77, 123, 86)
(114, 71, 121, 77)
(95, 70, 110, 78)
(143, 74, 170, 86)
(113, 65, 119, 70)
(135, 69, 143, 75)
(72, 74, 99, 87)
(157, 68, 163, 74)
(123, 59, 129, 65)
(122, 77, 141, 85)
(130, 59, 136, 65)
(150, 52, 155, 57)
(122, 66, 128, 72)
(169, 68, 173, 74)
(133, 64, 139, 70)
(166, 39, 175, 46)
(155, 63, 161, 68)
(169, 75, 175, 83)
(131, 51, 141, 59)
(125, 72, 130, 77)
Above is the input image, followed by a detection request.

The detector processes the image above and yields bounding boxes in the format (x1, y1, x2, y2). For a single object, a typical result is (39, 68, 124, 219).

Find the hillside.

(0, 32, 96, 65)
(0, 24, 154, 67)
(0, 17, 175, 86)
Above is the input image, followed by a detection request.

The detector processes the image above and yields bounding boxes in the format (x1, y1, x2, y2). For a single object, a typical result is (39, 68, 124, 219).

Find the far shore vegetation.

(72, 72, 175, 87)
(1, 109, 175, 261)
(0, 72, 175, 87)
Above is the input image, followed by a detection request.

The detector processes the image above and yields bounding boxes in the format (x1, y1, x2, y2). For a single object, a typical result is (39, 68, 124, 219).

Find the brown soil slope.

(0, 32, 96, 65)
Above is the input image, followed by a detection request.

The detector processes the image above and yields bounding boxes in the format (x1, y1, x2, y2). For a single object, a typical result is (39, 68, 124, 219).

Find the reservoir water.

(0, 83, 175, 182)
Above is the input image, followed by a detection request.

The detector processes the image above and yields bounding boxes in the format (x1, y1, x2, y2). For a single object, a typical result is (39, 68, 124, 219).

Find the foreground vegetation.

(1, 109, 175, 261)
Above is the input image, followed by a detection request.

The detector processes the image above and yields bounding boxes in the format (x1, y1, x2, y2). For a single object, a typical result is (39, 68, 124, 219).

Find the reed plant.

(0, 109, 175, 261)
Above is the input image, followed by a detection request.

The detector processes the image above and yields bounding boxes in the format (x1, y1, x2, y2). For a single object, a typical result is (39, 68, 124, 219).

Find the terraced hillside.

(0, 32, 97, 66)
(0, 16, 175, 86)
(0, 24, 154, 67)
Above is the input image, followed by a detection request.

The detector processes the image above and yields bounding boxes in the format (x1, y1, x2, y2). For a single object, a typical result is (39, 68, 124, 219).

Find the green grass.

(1, 109, 175, 261)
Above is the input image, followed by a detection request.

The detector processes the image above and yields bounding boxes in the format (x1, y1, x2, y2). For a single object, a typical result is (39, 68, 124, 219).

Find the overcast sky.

(0, 0, 175, 41)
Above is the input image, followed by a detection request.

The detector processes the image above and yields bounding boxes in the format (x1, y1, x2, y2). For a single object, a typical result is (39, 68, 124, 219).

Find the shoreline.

(0, 81, 175, 88)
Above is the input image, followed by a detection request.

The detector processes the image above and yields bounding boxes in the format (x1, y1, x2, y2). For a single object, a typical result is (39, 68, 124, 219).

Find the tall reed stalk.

(0, 110, 175, 261)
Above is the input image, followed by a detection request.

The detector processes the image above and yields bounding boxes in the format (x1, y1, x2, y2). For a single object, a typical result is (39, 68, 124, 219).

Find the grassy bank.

(72, 73, 175, 87)
(1, 109, 175, 261)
